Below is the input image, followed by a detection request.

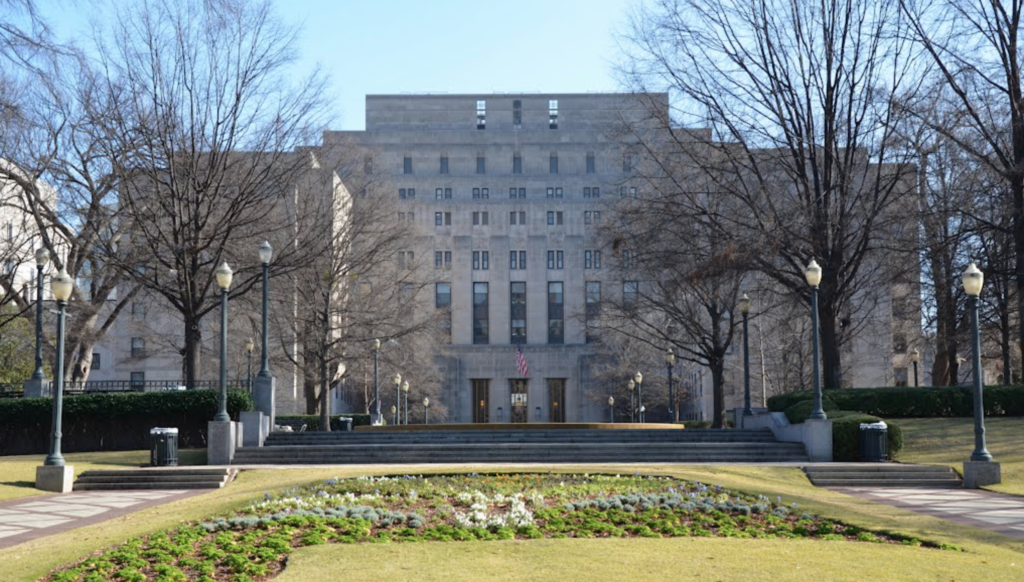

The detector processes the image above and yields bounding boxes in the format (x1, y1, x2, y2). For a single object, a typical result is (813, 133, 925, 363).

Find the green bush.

(768, 385, 1024, 418)
(830, 412, 904, 461)
(276, 414, 373, 431)
(0, 389, 254, 455)
(782, 397, 839, 423)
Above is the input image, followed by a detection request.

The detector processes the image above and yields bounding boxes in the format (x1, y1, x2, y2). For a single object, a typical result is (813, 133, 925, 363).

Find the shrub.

(275, 414, 373, 431)
(768, 385, 1024, 418)
(0, 389, 254, 455)
(783, 397, 839, 424)
(831, 413, 903, 461)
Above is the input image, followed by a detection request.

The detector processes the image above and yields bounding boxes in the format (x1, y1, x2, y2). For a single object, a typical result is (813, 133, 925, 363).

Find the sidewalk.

(0, 490, 201, 549)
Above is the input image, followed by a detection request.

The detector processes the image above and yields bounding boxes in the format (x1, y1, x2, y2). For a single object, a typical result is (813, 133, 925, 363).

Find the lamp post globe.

(31, 247, 50, 380)
(44, 268, 73, 467)
(423, 397, 430, 424)
(739, 293, 753, 418)
(607, 395, 615, 423)
(665, 348, 676, 422)
(805, 259, 826, 420)
(628, 379, 636, 423)
(633, 372, 643, 423)
(962, 263, 993, 462)
(214, 262, 233, 422)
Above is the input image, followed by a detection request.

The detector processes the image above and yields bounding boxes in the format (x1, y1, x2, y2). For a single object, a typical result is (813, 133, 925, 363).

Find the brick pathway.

(0, 490, 200, 549)
(834, 486, 1024, 539)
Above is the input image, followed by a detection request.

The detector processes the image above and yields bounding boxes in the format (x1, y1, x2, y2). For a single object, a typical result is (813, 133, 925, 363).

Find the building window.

(435, 212, 451, 226)
(92, 352, 101, 370)
(473, 282, 489, 344)
(397, 251, 414, 269)
(621, 249, 634, 269)
(403, 156, 413, 174)
(584, 211, 592, 225)
(545, 187, 563, 199)
(623, 281, 639, 304)
(476, 100, 486, 129)
(584, 186, 600, 198)
(477, 155, 486, 174)
(513, 99, 522, 128)
(513, 155, 522, 174)
(472, 187, 489, 199)
(510, 187, 525, 199)
(549, 99, 559, 129)
(434, 251, 443, 268)
(130, 371, 145, 389)
(623, 153, 635, 173)
(435, 187, 453, 200)
(620, 186, 638, 198)
(546, 250, 564, 270)
(131, 337, 145, 358)
(440, 156, 449, 174)
(444, 251, 452, 269)
(548, 282, 564, 344)
(510, 250, 526, 270)
(511, 281, 527, 344)
(549, 154, 558, 174)
(584, 250, 602, 269)
(398, 188, 415, 199)
(546, 211, 564, 226)
(472, 211, 489, 225)
(586, 152, 595, 174)
(510, 211, 526, 225)
(435, 282, 451, 308)
(472, 251, 490, 270)
(585, 281, 602, 315)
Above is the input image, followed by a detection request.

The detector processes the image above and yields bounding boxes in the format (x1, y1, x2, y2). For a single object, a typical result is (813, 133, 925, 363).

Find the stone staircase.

(73, 468, 236, 491)
(803, 463, 963, 488)
(232, 428, 810, 465)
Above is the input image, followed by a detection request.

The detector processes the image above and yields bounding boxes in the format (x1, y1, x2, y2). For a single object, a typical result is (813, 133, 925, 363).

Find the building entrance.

(509, 379, 528, 423)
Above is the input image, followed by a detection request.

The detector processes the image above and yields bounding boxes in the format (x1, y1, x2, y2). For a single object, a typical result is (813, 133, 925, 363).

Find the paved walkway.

(0, 490, 200, 549)
(835, 486, 1024, 539)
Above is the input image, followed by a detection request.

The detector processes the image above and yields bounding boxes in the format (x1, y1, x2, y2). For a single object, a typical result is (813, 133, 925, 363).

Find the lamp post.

(43, 269, 73, 467)
(640, 405, 646, 423)
(628, 379, 636, 423)
(739, 293, 752, 417)
(245, 338, 254, 393)
(963, 263, 993, 462)
(392, 373, 401, 425)
(805, 259, 827, 420)
(31, 247, 49, 381)
(607, 396, 615, 423)
(634, 371, 644, 423)
(257, 242, 272, 378)
(665, 348, 676, 422)
(372, 339, 381, 424)
(214, 261, 233, 422)
(911, 349, 920, 388)
(402, 380, 410, 425)
(423, 397, 430, 424)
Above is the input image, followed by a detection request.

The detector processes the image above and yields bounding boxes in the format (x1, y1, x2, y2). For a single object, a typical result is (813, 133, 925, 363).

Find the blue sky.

(44, 0, 636, 130)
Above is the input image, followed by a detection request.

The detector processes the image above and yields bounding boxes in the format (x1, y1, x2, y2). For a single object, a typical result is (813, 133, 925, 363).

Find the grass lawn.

(0, 449, 206, 503)
(897, 417, 1024, 496)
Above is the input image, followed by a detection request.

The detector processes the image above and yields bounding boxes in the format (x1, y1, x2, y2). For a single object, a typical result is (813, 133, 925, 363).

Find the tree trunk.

(819, 297, 843, 389)
(183, 315, 202, 388)
(319, 353, 330, 431)
(710, 356, 725, 429)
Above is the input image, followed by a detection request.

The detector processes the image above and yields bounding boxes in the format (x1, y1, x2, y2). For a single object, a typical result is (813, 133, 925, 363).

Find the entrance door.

(510, 379, 528, 423)
(548, 379, 566, 423)
(472, 379, 489, 423)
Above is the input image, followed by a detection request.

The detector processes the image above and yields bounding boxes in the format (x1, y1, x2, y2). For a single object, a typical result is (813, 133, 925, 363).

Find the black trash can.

(150, 427, 179, 467)
(858, 421, 888, 462)
(338, 417, 353, 432)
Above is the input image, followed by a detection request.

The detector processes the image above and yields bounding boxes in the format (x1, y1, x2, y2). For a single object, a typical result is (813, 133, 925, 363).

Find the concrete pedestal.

(207, 420, 239, 465)
(23, 378, 51, 398)
(240, 411, 266, 447)
(803, 418, 833, 462)
(252, 375, 276, 430)
(36, 465, 75, 493)
(963, 461, 1001, 488)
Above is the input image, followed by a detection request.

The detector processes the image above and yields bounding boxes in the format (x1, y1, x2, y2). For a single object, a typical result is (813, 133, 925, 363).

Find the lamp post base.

(23, 378, 51, 398)
(207, 421, 240, 465)
(252, 375, 276, 431)
(963, 461, 1001, 488)
(36, 464, 74, 493)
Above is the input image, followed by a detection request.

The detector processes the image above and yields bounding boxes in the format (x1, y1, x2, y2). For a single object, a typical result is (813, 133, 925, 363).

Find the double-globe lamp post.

(963, 263, 993, 462)
(32, 247, 49, 381)
(392, 373, 401, 425)
(634, 371, 644, 422)
(214, 262, 233, 422)
(805, 260, 827, 421)
(44, 269, 74, 467)
(739, 293, 753, 417)
(665, 348, 676, 422)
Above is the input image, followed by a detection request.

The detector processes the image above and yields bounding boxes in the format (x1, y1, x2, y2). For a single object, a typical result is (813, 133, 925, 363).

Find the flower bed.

(44, 473, 958, 582)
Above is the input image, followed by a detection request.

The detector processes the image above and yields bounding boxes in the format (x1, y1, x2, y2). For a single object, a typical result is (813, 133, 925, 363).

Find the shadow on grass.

(0, 480, 35, 491)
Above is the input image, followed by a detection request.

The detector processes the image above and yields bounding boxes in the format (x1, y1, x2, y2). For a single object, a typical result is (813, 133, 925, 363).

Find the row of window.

(435, 250, 604, 271)
(402, 186, 619, 200)
(429, 210, 601, 227)
(435, 280, 638, 345)
(477, 99, 559, 130)
(402, 152, 637, 175)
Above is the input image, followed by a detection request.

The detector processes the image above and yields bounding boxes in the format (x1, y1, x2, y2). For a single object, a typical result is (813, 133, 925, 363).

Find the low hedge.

(276, 414, 373, 431)
(768, 385, 1024, 418)
(0, 389, 254, 455)
(830, 411, 904, 461)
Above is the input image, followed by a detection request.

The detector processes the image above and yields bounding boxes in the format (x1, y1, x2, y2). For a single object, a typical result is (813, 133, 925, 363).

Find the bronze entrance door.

(548, 379, 566, 422)
(509, 379, 528, 423)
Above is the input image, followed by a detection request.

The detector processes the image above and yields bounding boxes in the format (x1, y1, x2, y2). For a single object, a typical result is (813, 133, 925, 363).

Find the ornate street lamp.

(628, 379, 636, 423)
(31, 247, 49, 380)
(962, 263, 992, 462)
(392, 373, 402, 425)
(402, 380, 410, 425)
(911, 348, 920, 387)
(739, 293, 753, 417)
(214, 261, 233, 422)
(372, 338, 381, 424)
(805, 259, 827, 420)
(607, 395, 615, 423)
(634, 371, 644, 422)
(423, 397, 430, 424)
(665, 348, 677, 422)
(245, 338, 254, 393)
(43, 268, 73, 467)
(257, 242, 273, 377)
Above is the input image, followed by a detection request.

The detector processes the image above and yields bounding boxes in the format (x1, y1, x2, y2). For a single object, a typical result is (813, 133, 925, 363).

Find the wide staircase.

(232, 428, 809, 465)
(803, 464, 963, 488)
(73, 468, 236, 491)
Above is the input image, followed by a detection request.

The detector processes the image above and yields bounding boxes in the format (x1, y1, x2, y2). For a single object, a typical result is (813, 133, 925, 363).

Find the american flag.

(515, 344, 529, 377)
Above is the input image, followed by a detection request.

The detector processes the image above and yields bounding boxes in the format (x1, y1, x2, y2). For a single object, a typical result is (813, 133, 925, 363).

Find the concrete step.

(803, 464, 962, 488)
(810, 478, 964, 488)
(73, 481, 227, 491)
(75, 474, 231, 484)
(73, 468, 235, 491)
(78, 468, 231, 478)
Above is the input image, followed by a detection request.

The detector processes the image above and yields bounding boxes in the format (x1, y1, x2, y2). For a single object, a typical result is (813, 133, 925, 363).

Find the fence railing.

(0, 380, 221, 398)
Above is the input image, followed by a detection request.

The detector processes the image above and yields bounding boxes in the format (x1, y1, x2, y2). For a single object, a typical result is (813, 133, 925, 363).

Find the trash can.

(150, 427, 179, 467)
(858, 421, 888, 462)
(338, 417, 353, 432)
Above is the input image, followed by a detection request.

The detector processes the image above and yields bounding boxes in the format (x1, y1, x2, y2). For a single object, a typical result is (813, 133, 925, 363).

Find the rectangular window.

(584, 211, 592, 225)
(435, 212, 443, 226)
(622, 249, 633, 269)
(549, 99, 559, 129)
(473, 251, 480, 270)
(546, 187, 554, 199)
(593, 210, 601, 223)
(623, 281, 639, 304)
(510, 211, 526, 225)
(547, 211, 554, 225)
(513, 155, 522, 174)
(511, 281, 527, 344)
(550, 154, 558, 174)
(546, 211, 563, 226)
(585, 250, 592, 269)
(436, 188, 444, 200)
(131, 337, 145, 358)
(546, 251, 564, 270)
(435, 282, 451, 308)
(548, 282, 564, 344)
(440, 156, 449, 174)
(477, 155, 486, 174)
(399, 188, 406, 199)
(513, 99, 522, 128)
(473, 251, 490, 270)
(445, 188, 452, 199)
(444, 251, 452, 269)
(481, 188, 489, 199)
(130, 371, 145, 388)
(585, 281, 602, 315)
(593, 250, 601, 269)
(472, 211, 489, 225)
(510, 250, 526, 270)
(403, 156, 413, 174)
(623, 153, 634, 173)
(435, 251, 443, 268)
(472, 379, 490, 423)
(473, 282, 489, 344)
(586, 153, 595, 174)
(92, 352, 101, 370)
(476, 100, 486, 129)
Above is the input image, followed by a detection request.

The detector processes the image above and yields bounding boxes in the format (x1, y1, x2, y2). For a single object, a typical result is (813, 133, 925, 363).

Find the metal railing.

(0, 380, 221, 398)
